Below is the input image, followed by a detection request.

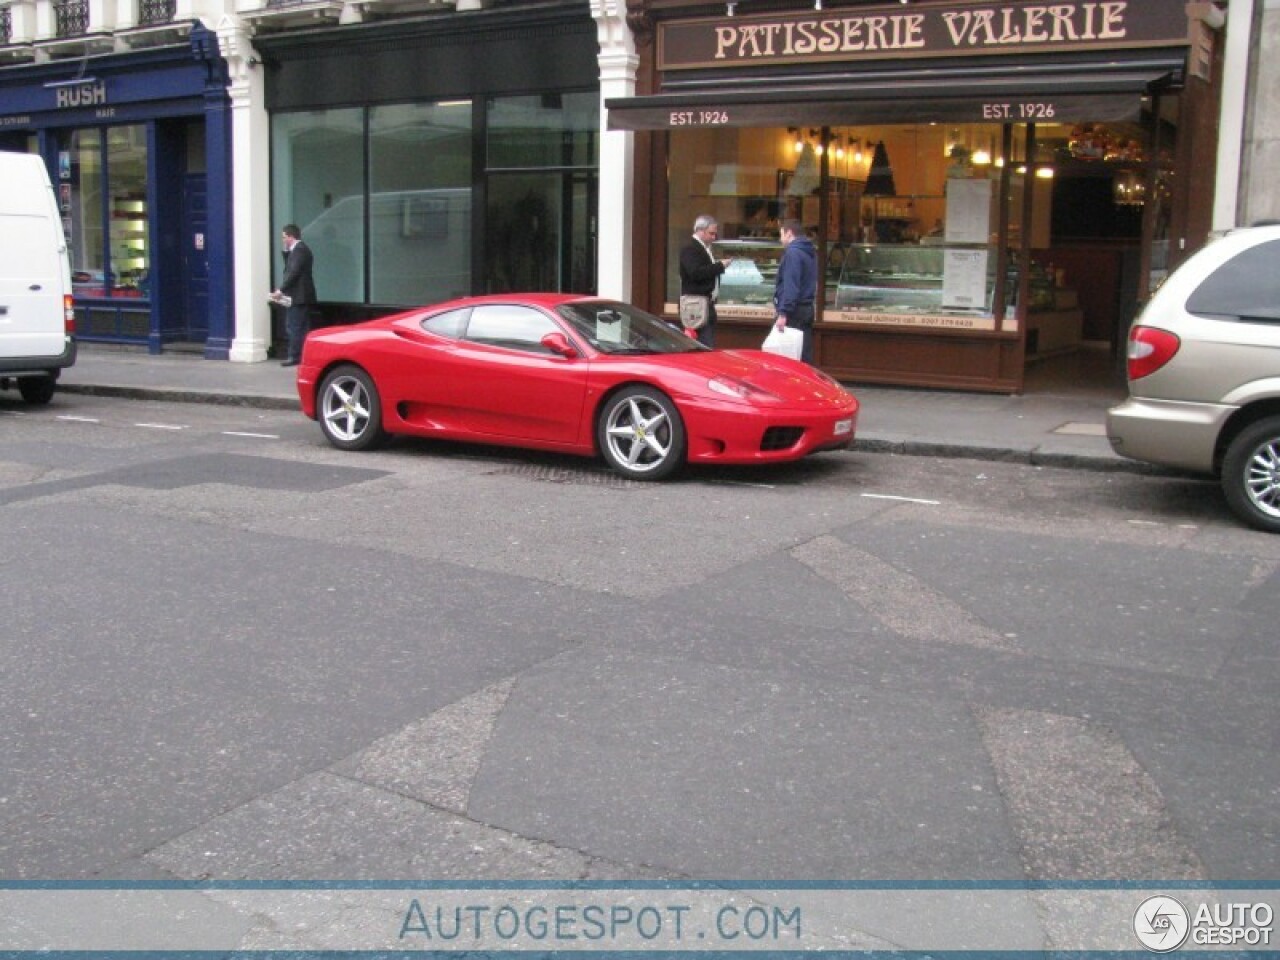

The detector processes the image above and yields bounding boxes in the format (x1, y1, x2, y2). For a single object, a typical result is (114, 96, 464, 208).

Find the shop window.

(369, 101, 472, 305)
(486, 92, 597, 170)
(668, 124, 1013, 323)
(271, 92, 599, 307)
(61, 124, 150, 300)
(485, 93, 598, 295)
(271, 108, 365, 303)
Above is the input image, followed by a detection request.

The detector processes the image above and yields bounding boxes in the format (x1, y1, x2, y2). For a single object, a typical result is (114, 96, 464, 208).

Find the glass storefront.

(666, 119, 1169, 342)
(485, 92, 598, 295)
(59, 124, 150, 300)
(271, 90, 598, 309)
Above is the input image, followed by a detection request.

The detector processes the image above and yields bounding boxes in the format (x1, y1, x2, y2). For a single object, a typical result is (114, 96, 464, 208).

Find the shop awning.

(606, 54, 1185, 130)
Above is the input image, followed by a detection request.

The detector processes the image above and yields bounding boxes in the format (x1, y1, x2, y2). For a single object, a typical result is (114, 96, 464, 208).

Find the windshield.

(556, 301, 706, 355)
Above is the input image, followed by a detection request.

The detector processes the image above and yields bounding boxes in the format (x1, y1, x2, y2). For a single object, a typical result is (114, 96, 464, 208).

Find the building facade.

(1, 0, 1269, 394)
(0, 0, 235, 356)
(597, 0, 1234, 392)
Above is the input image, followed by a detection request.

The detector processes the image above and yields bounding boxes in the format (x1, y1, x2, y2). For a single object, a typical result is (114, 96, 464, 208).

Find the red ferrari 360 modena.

(297, 294, 858, 481)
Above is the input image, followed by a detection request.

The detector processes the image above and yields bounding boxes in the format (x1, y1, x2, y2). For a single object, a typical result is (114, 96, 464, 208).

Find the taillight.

(1127, 325, 1180, 380)
(63, 294, 76, 335)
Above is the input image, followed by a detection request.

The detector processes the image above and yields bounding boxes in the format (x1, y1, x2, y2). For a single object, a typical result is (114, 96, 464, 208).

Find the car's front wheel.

(1222, 415, 1280, 533)
(318, 365, 386, 451)
(18, 375, 56, 405)
(597, 385, 686, 481)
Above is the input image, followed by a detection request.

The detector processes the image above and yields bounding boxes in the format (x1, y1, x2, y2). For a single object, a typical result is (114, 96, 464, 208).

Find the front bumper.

(1105, 396, 1233, 474)
(682, 397, 859, 464)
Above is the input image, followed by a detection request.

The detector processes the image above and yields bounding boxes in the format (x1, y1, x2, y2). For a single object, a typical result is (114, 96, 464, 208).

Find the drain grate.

(485, 463, 640, 488)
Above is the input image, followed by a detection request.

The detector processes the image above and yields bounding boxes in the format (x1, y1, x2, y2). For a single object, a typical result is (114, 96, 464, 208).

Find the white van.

(0, 152, 76, 404)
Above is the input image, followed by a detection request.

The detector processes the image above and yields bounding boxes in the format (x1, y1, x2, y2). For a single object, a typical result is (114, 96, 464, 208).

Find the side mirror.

(541, 331, 578, 358)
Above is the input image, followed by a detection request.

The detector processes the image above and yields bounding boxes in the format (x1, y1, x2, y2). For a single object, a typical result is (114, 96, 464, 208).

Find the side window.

(1186, 238, 1280, 322)
(463, 304, 559, 353)
(422, 307, 470, 339)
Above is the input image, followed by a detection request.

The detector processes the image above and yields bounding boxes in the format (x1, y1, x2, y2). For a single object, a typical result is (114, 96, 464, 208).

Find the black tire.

(597, 385, 686, 481)
(18, 376, 56, 405)
(1221, 414, 1280, 533)
(317, 364, 386, 451)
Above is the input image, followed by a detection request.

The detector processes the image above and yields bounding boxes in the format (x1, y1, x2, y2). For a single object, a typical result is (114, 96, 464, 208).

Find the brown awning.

(606, 54, 1185, 130)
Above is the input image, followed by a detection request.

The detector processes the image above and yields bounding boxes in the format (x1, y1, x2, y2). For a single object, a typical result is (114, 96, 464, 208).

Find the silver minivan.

(1107, 224, 1280, 532)
(0, 152, 76, 404)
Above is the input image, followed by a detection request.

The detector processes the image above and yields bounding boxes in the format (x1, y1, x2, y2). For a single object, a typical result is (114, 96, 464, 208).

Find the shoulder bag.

(679, 294, 709, 331)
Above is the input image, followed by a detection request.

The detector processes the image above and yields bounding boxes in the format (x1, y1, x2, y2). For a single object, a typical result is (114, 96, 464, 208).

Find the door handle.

(29, 284, 42, 291)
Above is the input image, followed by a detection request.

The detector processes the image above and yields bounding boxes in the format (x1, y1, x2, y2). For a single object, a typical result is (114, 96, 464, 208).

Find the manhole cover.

(485, 463, 639, 488)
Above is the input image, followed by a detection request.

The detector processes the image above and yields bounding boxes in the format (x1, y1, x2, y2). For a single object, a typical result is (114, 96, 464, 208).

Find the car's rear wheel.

(1222, 415, 1280, 533)
(597, 385, 685, 481)
(318, 365, 386, 451)
(18, 375, 55, 405)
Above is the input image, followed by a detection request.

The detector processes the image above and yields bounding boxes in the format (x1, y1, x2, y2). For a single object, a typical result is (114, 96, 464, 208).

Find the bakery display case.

(712, 239, 780, 307)
(833, 243, 996, 315)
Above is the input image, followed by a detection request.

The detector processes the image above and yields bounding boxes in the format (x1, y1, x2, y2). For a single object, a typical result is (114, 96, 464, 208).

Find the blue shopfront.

(0, 27, 233, 356)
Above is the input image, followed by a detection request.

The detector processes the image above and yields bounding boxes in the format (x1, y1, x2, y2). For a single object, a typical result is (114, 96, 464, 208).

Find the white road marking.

(57, 415, 100, 423)
(222, 431, 280, 439)
(861, 493, 941, 505)
(134, 423, 188, 431)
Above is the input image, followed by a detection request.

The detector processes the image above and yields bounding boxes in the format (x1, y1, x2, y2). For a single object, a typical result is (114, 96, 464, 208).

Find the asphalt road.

(2, 392, 1277, 888)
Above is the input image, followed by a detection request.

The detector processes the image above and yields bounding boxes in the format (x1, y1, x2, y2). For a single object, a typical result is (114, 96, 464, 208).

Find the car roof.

(429, 293, 609, 311)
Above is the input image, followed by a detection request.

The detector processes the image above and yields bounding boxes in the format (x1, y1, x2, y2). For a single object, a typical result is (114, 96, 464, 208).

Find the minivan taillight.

(64, 294, 76, 335)
(1127, 325, 1180, 380)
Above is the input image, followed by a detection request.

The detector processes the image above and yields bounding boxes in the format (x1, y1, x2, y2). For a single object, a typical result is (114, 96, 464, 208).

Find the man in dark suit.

(679, 214, 730, 347)
(273, 223, 317, 367)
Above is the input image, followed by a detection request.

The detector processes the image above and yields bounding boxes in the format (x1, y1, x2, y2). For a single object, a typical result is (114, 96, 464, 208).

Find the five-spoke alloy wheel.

(597, 385, 686, 481)
(1222, 415, 1280, 533)
(318, 364, 386, 451)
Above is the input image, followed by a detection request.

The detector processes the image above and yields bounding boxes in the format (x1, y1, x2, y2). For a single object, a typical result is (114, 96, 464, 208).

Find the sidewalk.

(56, 345, 1139, 473)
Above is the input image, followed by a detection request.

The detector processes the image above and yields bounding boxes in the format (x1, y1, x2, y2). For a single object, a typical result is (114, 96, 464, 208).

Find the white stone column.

(590, 0, 637, 302)
(218, 15, 272, 363)
(1214, 0, 1255, 231)
(1242, 0, 1280, 224)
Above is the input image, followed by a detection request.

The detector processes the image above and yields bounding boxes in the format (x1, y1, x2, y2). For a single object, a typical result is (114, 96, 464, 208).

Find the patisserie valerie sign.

(659, 0, 1190, 70)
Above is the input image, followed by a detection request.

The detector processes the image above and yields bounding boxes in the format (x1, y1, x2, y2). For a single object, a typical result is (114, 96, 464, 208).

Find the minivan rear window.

(1186, 237, 1280, 322)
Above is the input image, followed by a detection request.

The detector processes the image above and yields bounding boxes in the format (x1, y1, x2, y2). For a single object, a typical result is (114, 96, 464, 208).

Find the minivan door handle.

(29, 284, 42, 291)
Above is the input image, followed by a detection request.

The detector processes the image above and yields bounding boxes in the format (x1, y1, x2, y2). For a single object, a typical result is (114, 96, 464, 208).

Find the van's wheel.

(1222, 415, 1280, 533)
(318, 364, 386, 451)
(597, 385, 685, 481)
(18, 376, 55, 405)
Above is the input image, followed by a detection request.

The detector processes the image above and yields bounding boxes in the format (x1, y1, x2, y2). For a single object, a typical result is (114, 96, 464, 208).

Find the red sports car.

(297, 294, 858, 481)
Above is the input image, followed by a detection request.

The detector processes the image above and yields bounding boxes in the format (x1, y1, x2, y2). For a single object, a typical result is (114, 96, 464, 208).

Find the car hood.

(650, 349, 853, 406)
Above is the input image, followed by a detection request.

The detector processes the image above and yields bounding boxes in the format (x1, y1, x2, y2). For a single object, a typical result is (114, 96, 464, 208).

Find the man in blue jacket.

(772, 219, 817, 363)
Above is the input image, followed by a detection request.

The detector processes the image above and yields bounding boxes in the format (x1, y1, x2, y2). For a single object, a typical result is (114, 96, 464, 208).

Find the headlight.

(811, 368, 842, 389)
(708, 376, 780, 402)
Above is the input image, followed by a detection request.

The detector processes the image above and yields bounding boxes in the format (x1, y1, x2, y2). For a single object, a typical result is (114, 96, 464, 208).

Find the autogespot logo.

(1134, 895, 1191, 952)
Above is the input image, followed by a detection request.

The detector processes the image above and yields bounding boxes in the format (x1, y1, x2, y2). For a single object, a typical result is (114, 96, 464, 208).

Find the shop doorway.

(181, 173, 209, 342)
(484, 170, 597, 294)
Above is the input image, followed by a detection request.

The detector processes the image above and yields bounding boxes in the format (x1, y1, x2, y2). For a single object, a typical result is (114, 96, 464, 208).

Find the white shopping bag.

(761, 326, 804, 361)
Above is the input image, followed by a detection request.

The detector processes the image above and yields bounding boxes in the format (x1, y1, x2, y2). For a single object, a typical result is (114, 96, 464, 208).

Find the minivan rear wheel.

(1222, 415, 1280, 533)
(18, 376, 55, 405)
